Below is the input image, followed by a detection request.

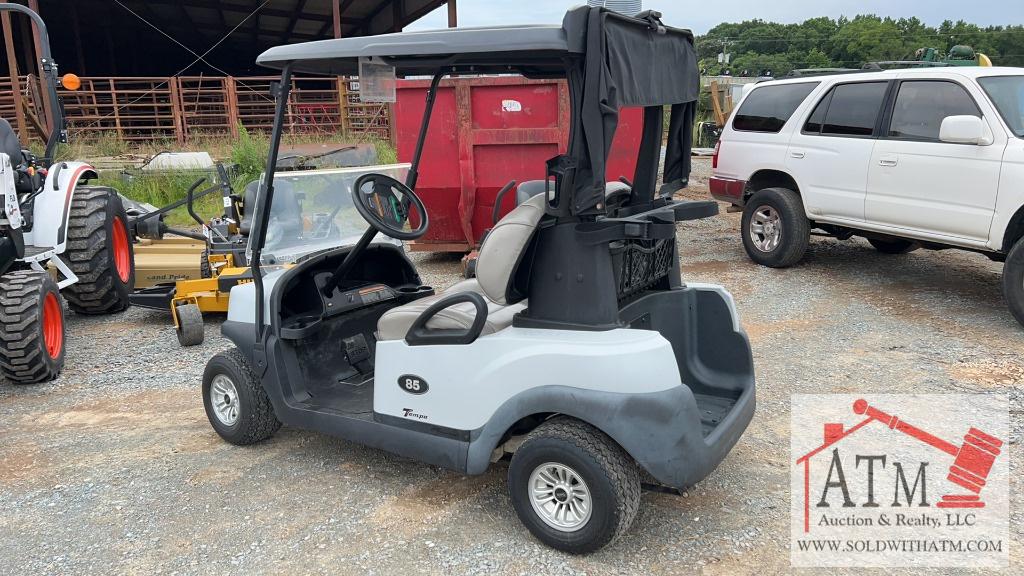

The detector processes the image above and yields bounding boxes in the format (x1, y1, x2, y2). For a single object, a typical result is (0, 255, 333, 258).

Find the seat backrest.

(240, 178, 301, 235)
(239, 180, 260, 235)
(476, 193, 546, 304)
(0, 119, 24, 166)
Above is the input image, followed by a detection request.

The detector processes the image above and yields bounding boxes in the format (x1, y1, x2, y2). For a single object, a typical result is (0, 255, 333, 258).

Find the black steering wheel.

(351, 173, 428, 241)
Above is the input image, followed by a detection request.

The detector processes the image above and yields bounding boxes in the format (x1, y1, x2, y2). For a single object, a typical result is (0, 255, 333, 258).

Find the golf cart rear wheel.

(63, 186, 135, 315)
(741, 187, 809, 268)
(868, 238, 919, 254)
(508, 417, 641, 554)
(202, 348, 280, 445)
(0, 270, 65, 384)
(175, 303, 204, 346)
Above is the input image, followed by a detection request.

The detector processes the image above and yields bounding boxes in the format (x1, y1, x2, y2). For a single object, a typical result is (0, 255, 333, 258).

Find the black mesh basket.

(610, 237, 676, 299)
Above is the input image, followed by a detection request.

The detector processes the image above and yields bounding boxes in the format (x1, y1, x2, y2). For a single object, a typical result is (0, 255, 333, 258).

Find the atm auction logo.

(790, 394, 1009, 568)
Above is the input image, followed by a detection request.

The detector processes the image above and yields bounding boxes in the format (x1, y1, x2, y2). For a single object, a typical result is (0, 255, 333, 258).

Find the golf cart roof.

(257, 6, 700, 217)
(257, 24, 574, 77)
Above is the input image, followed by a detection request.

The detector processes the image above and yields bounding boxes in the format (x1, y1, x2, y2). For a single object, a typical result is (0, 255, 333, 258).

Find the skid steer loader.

(0, 4, 134, 384)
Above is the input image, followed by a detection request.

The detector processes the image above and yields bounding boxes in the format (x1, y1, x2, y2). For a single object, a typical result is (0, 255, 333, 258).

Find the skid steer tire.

(63, 187, 135, 315)
(0, 270, 65, 384)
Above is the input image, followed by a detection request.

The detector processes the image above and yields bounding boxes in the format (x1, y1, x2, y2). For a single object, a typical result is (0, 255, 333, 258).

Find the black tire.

(508, 417, 641, 554)
(63, 187, 135, 315)
(202, 348, 281, 445)
(199, 249, 212, 279)
(175, 303, 204, 346)
(741, 187, 810, 268)
(0, 270, 65, 384)
(1003, 237, 1024, 329)
(868, 238, 919, 254)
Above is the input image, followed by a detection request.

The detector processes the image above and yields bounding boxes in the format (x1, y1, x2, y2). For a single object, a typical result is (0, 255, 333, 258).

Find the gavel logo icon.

(852, 399, 1003, 508)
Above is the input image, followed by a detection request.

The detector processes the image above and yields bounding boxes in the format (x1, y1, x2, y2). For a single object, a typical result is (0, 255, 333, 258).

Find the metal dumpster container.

(395, 76, 643, 252)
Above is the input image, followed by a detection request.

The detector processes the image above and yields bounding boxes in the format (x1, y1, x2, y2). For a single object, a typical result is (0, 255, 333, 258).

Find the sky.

(406, 0, 1024, 35)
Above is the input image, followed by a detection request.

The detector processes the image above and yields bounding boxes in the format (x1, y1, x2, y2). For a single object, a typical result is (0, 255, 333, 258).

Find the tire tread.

(62, 186, 132, 315)
(515, 417, 641, 552)
(0, 270, 63, 383)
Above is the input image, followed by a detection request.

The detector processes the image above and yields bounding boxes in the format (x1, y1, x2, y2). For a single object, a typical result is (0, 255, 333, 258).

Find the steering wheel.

(351, 173, 428, 240)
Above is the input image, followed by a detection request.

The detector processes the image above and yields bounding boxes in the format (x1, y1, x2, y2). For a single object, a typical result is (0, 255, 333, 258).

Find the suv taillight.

(712, 140, 721, 169)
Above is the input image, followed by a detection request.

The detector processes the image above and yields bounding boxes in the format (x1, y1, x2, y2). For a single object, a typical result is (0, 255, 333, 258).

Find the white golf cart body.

(215, 5, 755, 534)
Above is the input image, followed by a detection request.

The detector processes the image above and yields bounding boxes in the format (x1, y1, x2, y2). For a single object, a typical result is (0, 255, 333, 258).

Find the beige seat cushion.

(476, 193, 546, 304)
(377, 279, 526, 341)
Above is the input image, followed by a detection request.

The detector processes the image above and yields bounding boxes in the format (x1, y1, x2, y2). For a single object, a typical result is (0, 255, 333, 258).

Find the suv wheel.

(741, 187, 809, 268)
(868, 238, 919, 254)
(1003, 237, 1024, 329)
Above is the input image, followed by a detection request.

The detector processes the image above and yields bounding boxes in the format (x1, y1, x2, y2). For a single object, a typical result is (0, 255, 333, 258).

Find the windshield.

(978, 76, 1024, 138)
(251, 163, 410, 264)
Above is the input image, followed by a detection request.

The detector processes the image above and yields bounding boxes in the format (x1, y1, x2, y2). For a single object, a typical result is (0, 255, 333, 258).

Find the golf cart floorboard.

(299, 378, 375, 417)
(693, 393, 737, 437)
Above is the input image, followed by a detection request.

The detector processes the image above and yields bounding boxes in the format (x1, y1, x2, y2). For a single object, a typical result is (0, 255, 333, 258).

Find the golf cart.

(202, 6, 755, 553)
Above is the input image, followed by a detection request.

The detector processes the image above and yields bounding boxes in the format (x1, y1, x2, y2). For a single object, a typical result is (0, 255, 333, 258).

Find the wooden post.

(0, 0, 28, 141)
(448, 0, 457, 28)
(169, 77, 185, 144)
(333, 0, 346, 137)
(332, 0, 341, 38)
(26, 0, 51, 134)
(226, 76, 240, 137)
(109, 78, 122, 138)
(338, 77, 351, 136)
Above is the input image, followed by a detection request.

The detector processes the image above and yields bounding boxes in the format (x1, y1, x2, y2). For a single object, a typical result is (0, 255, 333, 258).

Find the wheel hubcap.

(210, 374, 240, 426)
(528, 462, 592, 532)
(749, 205, 782, 252)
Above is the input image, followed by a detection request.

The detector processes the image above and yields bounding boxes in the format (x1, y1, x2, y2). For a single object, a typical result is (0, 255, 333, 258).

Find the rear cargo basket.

(610, 237, 675, 299)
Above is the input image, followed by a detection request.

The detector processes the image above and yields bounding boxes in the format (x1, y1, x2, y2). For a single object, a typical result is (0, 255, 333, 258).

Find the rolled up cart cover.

(562, 7, 699, 214)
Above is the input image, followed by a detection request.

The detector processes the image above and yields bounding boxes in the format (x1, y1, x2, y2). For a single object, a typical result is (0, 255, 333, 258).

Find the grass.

(60, 127, 398, 226)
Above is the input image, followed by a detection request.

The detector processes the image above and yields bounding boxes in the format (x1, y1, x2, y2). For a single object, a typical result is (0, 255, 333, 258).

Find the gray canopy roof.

(256, 24, 576, 76)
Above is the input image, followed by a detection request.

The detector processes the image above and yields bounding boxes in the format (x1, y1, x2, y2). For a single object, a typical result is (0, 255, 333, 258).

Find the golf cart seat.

(376, 193, 546, 341)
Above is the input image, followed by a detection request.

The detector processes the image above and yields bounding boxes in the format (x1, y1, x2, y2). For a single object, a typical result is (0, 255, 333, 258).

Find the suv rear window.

(888, 80, 980, 141)
(805, 81, 888, 137)
(732, 82, 818, 133)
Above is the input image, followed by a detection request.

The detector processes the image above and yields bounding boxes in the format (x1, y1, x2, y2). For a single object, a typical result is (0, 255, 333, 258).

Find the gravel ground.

(1, 157, 1021, 575)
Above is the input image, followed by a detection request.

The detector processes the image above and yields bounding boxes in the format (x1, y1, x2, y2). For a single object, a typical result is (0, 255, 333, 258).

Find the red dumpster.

(395, 76, 643, 252)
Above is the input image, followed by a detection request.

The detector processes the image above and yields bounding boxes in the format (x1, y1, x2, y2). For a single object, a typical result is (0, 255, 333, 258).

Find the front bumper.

(709, 176, 746, 205)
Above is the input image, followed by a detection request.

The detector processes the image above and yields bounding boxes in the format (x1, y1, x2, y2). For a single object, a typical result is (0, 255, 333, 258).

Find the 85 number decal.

(398, 374, 429, 395)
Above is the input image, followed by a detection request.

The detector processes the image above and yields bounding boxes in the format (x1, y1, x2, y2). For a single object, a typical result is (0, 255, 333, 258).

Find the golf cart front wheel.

(202, 348, 281, 445)
(508, 417, 641, 554)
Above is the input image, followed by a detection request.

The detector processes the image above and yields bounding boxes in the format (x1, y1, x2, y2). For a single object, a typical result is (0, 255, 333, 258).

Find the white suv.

(710, 67, 1024, 327)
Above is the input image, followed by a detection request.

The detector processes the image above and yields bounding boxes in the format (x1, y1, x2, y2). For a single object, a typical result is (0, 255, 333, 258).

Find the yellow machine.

(130, 160, 396, 345)
(129, 165, 254, 345)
